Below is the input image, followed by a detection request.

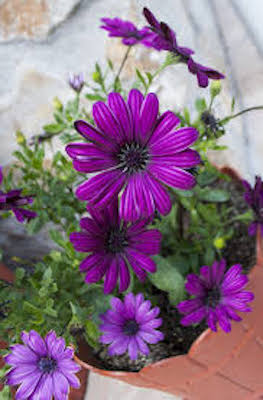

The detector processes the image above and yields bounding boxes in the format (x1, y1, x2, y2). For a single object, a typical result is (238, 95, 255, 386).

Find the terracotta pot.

(0, 263, 89, 400)
(75, 233, 263, 399)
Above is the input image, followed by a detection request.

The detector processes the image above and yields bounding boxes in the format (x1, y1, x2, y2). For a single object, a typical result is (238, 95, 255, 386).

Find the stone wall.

(0, 0, 263, 181)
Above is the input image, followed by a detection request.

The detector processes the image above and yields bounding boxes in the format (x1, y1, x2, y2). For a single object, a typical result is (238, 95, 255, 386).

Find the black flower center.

(204, 287, 221, 309)
(123, 320, 139, 336)
(106, 228, 128, 254)
(118, 142, 149, 174)
(38, 357, 57, 373)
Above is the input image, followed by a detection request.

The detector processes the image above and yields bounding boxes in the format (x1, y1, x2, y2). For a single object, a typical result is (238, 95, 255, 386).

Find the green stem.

(113, 46, 132, 90)
(219, 105, 263, 125)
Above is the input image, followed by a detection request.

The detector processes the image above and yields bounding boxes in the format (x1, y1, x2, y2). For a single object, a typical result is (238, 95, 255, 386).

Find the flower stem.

(219, 106, 263, 125)
(113, 46, 132, 91)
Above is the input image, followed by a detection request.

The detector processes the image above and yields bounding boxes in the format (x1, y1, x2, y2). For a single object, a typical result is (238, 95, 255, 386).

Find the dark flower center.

(118, 142, 149, 174)
(123, 320, 139, 336)
(204, 287, 221, 308)
(106, 228, 128, 254)
(38, 357, 57, 373)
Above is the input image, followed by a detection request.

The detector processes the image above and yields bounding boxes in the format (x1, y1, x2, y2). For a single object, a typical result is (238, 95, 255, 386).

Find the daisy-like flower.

(69, 73, 85, 93)
(100, 293, 164, 360)
(101, 17, 151, 46)
(70, 200, 161, 294)
(177, 259, 254, 333)
(0, 166, 37, 223)
(187, 58, 225, 88)
(5, 330, 80, 400)
(242, 176, 263, 236)
(142, 7, 224, 88)
(66, 89, 200, 221)
(142, 7, 194, 57)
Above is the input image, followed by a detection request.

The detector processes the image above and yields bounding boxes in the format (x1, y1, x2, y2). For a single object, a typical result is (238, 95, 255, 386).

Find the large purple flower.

(70, 201, 161, 294)
(177, 259, 254, 333)
(242, 176, 263, 236)
(100, 293, 164, 360)
(187, 58, 225, 88)
(5, 330, 80, 400)
(101, 17, 151, 46)
(0, 166, 37, 223)
(66, 89, 200, 221)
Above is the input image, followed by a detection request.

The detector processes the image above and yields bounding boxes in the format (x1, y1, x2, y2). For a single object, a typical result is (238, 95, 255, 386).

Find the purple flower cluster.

(5, 330, 80, 400)
(177, 259, 254, 333)
(69, 73, 85, 93)
(101, 8, 224, 88)
(0, 166, 37, 223)
(242, 176, 263, 236)
(100, 293, 164, 360)
(70, 200, 161, 293)
(66, 89, 200, 222)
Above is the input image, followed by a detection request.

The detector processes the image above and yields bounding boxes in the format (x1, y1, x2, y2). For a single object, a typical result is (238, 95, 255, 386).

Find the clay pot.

(75, 234, 263, 399)
(0, 263, 89, 400)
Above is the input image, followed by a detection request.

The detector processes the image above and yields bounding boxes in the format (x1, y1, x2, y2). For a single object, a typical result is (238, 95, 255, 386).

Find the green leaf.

(197, 188, 230, 202)
(43, 123, 64, 134)
(136, 69, 147, 89)
(231, 97, 235, 112)
(149, 255, 185, 304)
(85, 320, 100, 348)
(195, 98, 207, 113)
(85, 93, 106, 102)
(197, 170, 218, 187)
(183, 107, 191, 124)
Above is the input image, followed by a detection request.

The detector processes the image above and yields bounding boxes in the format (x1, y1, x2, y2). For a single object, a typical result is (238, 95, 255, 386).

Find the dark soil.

(95, 176, 256, 372)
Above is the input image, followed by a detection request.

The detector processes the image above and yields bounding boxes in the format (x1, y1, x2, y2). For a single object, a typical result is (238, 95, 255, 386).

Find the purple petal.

(139, 93, 159, 143)
(30, 374, 53, 400)
(149, 127, 199, 155)
(74, 120, 117, 151)
(128, 337, 139, 360)
(52, 371, 70, 400)
(0, 166, 3, 185)
(141, 318, 162, 331)
(93, 101, 124, 142)
(129, 229, 161, 255)
(215, 306, 231, 333)
(70, 232, 101, 253)
(177, 298, 203, 314)
(108, 92, 132, 141)
(207, 309, 217, 332)
(119, 257, 130, 292)
(108, 336, 129, 356)
(138, 330, 164, 344)
(135, 300, 152, 323)
(135, 336, 149, 356)
(13, 371, 42, 399)
(148, 111, 180, 145)
(125, 248, 156, 273)
(128, 89, 144, 142)
(180, 306, 207, 326)
(79, 254, 105, 272)
(143, 173, 172, 216)
(151, 149, 200, 168)
(21, 331, 47, 356)
(104, 257, 119, 294)
(124, 293, 136, 318)
(149, 164, 196, 190)
(84, 260, 108, 284)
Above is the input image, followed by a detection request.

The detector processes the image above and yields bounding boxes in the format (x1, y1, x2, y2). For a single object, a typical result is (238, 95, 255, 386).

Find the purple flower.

(70, 200, 161, 294)
(5, 330, 80, 400)
(187, 58, 225, 88)
(0, 166, 37, 223)
(69, 73, 85, 93)
(66, 89, 200, 221)
(101, 17, 151, 46)
(242, 176, 263, 236)
(142, 7, 194, 57)
(177, 259, 254, 333)
(142, 8, 224, 88)
(100, 293, 164, 360)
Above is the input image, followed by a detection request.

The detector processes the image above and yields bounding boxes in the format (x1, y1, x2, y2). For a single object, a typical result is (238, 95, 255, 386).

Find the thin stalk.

(113, 46, 132, 90)
(219, 105, 263, 125)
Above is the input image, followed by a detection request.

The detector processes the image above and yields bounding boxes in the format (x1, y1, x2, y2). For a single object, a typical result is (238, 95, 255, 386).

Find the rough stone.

(0, 0, 83, 42)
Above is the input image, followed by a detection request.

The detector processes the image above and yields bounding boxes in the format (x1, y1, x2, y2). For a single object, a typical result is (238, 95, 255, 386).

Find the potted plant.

(1, 6, 263, 400)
